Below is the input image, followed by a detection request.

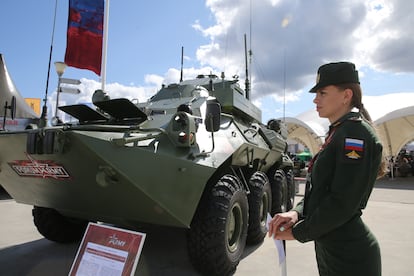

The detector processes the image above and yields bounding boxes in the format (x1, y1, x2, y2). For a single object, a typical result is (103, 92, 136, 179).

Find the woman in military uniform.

(268, 61, 387, 276)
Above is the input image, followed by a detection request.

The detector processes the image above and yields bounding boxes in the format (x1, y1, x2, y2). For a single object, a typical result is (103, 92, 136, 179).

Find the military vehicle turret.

(0, 72, 294, 275)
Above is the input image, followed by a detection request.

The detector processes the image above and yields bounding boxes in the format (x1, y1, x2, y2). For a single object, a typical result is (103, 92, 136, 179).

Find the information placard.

(69, 222, 146, 276)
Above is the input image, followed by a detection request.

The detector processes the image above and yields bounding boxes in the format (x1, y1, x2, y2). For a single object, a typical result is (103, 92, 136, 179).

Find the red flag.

(64, 0, 104, 75)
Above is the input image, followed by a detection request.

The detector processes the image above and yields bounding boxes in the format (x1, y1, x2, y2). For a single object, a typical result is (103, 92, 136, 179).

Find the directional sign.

(60, 78, 81, 85)
(60, 87, 81, 94)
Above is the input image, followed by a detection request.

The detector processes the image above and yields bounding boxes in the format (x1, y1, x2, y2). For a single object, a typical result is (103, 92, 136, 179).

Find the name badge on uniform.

(344, 138, 364, 160)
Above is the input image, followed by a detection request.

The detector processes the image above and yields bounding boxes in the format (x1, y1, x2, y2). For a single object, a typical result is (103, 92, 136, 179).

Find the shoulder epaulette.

(347, 116, 362, 122)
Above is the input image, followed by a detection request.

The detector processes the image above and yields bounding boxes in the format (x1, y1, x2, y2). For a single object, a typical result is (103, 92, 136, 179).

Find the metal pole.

(54, 77, 61, 119)
(101, 0, 110, 91)
(281, 240, 287, 276)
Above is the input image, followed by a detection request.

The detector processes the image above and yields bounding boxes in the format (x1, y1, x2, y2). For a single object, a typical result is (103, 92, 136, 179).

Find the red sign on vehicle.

(8, 154, 71, 179)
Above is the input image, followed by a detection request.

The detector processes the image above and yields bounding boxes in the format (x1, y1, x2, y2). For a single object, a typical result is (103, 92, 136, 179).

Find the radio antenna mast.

(180, 46, 184, 82)
(244, 34, 250, 99)
(40, 0, 58, 127)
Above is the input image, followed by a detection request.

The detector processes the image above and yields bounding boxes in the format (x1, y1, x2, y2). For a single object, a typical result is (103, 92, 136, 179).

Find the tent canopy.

(284, 117, 324, 155)
(0, 54, 38, 119)
(296, 151, 312, 161)
(282, 99, 414, 159)
(297, 151, 312, 157)
(375, 106, 414, 157)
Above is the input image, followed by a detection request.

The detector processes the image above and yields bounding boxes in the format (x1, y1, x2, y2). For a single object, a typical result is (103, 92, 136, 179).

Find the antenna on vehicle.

(40, 0, 59, 127)
(180, 46, 184, 82)
(244, 34, 250, 100)
(209, 71, 215, 93)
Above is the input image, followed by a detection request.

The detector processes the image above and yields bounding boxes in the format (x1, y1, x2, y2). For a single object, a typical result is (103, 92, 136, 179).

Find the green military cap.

(309, 61, 360, 92)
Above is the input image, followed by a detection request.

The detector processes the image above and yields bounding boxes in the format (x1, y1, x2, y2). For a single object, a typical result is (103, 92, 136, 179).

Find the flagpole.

(101, 0, 110, 91)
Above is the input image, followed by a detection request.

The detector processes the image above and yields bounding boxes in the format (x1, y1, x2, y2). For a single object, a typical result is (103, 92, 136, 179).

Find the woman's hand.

(268, 211, 299, 240)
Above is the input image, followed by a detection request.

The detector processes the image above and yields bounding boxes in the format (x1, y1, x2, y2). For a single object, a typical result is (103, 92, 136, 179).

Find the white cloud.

(190, 0, 414, 99)
(51, 0, 414, 123)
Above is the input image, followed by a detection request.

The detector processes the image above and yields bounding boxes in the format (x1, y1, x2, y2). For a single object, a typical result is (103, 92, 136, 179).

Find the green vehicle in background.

(0, 72, 294, 275)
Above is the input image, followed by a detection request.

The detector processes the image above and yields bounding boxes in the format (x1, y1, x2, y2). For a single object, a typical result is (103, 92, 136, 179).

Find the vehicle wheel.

(270, 169, 288, 215)
(246, 171, 272, 244)
(32, 206, 88, 243)
(285, 169, 295, 211)
(187, 174, 248, 276)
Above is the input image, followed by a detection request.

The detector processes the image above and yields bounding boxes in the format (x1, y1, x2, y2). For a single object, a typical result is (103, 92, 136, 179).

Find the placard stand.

(69, 222, 146, 276)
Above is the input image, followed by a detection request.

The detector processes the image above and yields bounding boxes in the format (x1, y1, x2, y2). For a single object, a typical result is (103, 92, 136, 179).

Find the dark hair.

(336, 83, 372, 121)
(336, 83, 387, 178)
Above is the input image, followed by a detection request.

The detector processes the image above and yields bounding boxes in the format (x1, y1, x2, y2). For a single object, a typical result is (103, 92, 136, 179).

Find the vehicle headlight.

(167, 111, 197, 147)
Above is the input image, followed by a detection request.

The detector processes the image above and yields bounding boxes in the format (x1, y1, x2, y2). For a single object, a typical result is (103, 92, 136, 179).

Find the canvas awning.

(283, 103, 414, 160)
(284, 117, 324, 155)
(0, 54, 39, 119)
(375, 106, 414, 157)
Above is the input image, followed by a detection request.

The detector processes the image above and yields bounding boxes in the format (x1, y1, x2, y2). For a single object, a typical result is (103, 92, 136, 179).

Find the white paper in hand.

(266, 213, 286, 265)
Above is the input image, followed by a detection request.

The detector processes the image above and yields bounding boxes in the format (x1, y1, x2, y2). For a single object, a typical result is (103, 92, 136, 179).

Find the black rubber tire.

(32, 206, 88, 243)
(246, 171, 272, 244)
(285, 169, 295, 211)
(270, 169, 288, 215)
(187, 175, 248, 276)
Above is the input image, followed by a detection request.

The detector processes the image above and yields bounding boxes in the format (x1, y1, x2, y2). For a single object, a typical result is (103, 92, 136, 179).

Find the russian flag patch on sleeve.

(344, 138, 364, 160)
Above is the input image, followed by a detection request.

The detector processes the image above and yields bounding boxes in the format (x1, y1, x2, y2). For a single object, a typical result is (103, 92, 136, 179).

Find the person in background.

(268, 61, 387, 276)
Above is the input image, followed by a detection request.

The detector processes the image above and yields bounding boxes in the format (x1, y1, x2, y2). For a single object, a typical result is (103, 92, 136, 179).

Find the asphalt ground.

(1, 176, 413, 276)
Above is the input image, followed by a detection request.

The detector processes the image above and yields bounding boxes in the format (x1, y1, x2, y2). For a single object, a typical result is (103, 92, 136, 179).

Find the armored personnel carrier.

(0, 73, 294, 275)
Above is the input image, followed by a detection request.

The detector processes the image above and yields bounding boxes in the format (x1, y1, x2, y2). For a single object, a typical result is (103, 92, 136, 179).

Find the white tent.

(284, 117, 324, 155)
(283, 93, 414, 158)
(0, 54, 38, 119)
(375, 106, 414, 157)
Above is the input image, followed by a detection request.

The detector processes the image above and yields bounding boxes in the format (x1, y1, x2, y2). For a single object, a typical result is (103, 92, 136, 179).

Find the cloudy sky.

(1, 0, 413, 123)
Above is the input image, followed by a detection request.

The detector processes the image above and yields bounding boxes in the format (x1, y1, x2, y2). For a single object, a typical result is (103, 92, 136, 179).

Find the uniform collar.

(329, 111, 361, 131)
